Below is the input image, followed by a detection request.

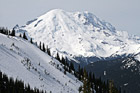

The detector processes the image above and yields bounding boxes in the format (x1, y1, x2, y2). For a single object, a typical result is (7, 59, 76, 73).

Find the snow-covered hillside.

(15, 9, 140, 63)
(0, 33, 81, 93)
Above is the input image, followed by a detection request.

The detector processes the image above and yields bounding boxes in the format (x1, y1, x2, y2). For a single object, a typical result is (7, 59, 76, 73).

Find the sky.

(0, 0, 140, 36)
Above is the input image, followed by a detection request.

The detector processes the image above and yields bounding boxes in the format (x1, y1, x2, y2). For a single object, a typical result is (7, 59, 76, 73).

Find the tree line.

(0, 27, 15, 36)
(0, 70, 46, 93)
(37, 35, 121, 93)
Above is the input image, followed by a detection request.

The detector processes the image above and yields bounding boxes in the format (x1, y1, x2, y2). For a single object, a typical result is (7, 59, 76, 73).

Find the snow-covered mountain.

(15, 9, 140, 64)
(2, 9, 140, 93)
(0, 33, 81, 93)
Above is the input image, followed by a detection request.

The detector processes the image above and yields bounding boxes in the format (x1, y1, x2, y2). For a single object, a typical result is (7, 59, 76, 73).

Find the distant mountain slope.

(0, 33, 81, 93)
(86, 54, 140, 93)
(15, 9, 140, 64)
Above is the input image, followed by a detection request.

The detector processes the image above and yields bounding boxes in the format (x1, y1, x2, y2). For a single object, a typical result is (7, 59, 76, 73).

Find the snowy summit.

(15, 9, 140, 63)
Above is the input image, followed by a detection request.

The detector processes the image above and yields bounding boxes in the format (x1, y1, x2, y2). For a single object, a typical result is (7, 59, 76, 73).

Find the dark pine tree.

(30, 38, 33, 44)
(11, 28, 15, 36)
(46, 45, 51, 56)
(23, 32, 28, 40)
(82, 69, 91, 93)
(78, 65, 81, 80)
(56, 52, 61, 62)
(0, 70, 46, 93)
(70, 62, 74, 71)
(42, 43, 46, 52)
(39, 42, 42, 50)
(64, 70, 66, 75)
(61, 56, 66, 65)
(19, 34, 22, 37)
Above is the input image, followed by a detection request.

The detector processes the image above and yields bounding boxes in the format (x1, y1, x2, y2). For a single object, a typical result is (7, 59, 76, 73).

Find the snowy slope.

(15, 9, 140, 62)
(0, 33, 82, 93)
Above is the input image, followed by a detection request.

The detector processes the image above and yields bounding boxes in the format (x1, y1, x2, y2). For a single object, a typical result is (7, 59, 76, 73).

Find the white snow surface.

(135, 53, 140, 62)
(15, 9, 140, 59)
(0, 33, 82, 93)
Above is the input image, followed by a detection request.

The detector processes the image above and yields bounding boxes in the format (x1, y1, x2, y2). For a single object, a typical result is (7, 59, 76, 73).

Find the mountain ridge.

(15, 9, 140, 64)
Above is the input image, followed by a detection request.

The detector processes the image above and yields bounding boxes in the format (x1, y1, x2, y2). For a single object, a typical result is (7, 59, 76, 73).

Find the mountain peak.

(73, 10, 116, 32)
(43, 9, 65, 16)
(47, 9, 65, 13)
(25, 9, 116, 32)
(16, 9, 140, 61)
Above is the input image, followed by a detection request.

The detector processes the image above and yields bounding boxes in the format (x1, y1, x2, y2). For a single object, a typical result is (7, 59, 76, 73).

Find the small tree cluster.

(23, 32, 28, 40)
(11, 29, 15, 36)
(0, 27, 15, 36)
(78, 68, 120, 93)
(39, 42, 51, 56)
(0, 70, 47, 93)
(55, 53, 75, 75)
(0, 27, 29, 41)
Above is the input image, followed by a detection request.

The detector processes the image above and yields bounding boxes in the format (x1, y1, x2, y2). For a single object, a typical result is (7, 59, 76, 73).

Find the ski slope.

(0, 33, 82, 93)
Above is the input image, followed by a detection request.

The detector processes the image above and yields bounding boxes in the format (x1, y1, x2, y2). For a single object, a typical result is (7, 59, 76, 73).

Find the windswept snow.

(15, 9, 140, 62)
(0, 33, 82, 93)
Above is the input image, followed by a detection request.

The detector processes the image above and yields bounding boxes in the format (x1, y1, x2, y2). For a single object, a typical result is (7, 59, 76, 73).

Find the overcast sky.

(0, 0, 140, 36)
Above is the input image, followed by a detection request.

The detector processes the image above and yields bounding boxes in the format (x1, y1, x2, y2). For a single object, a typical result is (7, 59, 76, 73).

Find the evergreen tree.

(64, 70, 66, 75)
(61, 56, 66, 65)
(68, 65, 72, 73)
(23, 32, 28, 40)
(70, 62, 74, 71)
(0, 27, 9, 35)
(78, 65, 81, 80)
(46, 45, 51, 56)
(56, 52, 60, 62)
(11, 28, 15, 36)
(109, 80, 119, 93)
(39, 42, 42, 50)
(19, 34, 22, 37)
(30, 38, 33, 44)
(0, 70, 45, 93)
(0, 71, 2, 93)
(42, 43, 46, 52)
(82, 69, 91, 93)
(79, 86, 82, 93)
(92, 73, 95, 83)
(82, 69, 87, 93)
